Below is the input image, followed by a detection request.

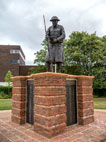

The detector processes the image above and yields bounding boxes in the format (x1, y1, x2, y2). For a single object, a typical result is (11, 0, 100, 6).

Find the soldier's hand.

(53, 39, 58, 42)
(45, 35, 50, 41)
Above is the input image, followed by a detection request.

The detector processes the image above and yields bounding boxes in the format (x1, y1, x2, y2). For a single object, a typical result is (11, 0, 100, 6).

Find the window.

(10, 49, 25, 61)
(10, 49, 19, 54)
(10, 59, 21, 64)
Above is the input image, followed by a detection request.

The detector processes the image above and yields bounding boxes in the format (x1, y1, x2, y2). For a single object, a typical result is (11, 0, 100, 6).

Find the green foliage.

(28, 65, 46, 75)
(0, 86, 12, 94)
(0, 86, 12, 99)
(4, 70, 13, 94)
(64, 32, 104, 72)
(93, 89, 106, 97)
(34, 40, 48, 64)
(64, 32, 106, 89)
(0, 92, 12, 99)
(31, 31, 106, 90)
(5, 70, 13, 85)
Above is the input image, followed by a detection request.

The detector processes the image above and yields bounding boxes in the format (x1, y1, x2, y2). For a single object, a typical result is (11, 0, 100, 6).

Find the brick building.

(0, 45, 36, 84)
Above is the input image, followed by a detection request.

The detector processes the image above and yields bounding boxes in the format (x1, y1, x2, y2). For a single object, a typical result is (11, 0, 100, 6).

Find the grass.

(0, 93, 12, 99)
(0, 99, 12, 110)
(93, 98, 106, 109)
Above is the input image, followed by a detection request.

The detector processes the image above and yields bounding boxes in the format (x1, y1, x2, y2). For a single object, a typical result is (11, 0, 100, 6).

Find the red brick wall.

(77, 78, 94, 125)
(19, 65, 37, 76)
(11, 77, 27, 124)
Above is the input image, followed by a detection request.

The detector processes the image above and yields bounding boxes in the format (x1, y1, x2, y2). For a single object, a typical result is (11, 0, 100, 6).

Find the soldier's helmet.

(50, 16, 60, 21)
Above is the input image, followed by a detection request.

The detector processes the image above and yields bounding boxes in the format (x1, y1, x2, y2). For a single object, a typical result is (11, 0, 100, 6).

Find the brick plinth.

(11, 76, 27, 124)
(77, 78, 94, 125)
(11, 72, 94, 138)
(33, 75, 67, 138)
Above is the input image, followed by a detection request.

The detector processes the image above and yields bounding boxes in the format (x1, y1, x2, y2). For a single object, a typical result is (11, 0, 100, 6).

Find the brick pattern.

(34, 76, 66, 86)
(77, 78, 94, 125)
(33, 76, 67, 138)
(11, 77, 27, 125)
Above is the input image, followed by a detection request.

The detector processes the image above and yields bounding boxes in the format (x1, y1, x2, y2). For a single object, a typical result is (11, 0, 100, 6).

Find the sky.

(0, 0, 106, 65)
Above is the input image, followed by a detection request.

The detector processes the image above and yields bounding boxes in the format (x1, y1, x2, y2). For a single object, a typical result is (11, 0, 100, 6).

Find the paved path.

(0, 110, 106, 142)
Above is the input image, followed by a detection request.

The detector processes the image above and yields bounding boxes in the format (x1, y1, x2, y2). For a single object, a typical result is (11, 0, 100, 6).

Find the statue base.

(11, 72, 94, 138)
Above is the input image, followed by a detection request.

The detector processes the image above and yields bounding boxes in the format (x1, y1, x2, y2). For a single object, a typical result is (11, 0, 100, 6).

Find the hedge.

(93, 89, 106, 97)
(0, 86, 12, 94)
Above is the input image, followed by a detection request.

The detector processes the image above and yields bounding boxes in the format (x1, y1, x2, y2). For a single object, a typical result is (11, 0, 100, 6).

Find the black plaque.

(26, 80, 34, 125)
(66, 80, 77, 126)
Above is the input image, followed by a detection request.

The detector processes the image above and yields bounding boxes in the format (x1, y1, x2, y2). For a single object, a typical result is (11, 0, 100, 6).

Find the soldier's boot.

(46, 63, 50, 72)
(50, 63, 53, 72)
(57, 63, 62, 73)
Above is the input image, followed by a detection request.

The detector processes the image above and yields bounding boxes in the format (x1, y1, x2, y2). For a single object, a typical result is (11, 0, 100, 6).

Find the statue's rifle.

(43, 15, 53, 72)
(43, 15, 49, 53)
(43, 15, 46, 34)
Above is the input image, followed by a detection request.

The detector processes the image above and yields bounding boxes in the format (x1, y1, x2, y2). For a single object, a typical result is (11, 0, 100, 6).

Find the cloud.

(0, 0, 106, 64)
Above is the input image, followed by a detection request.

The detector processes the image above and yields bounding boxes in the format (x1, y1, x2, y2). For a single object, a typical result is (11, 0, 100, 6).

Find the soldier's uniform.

(45, 16, 65, 72)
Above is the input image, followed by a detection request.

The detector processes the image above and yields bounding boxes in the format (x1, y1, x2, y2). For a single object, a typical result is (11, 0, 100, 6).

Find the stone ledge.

(11, 72, 94, 80)
(31, 72, 94, 79)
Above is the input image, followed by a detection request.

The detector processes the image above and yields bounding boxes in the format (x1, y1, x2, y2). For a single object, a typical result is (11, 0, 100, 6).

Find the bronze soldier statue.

(45, 16, 65, 73)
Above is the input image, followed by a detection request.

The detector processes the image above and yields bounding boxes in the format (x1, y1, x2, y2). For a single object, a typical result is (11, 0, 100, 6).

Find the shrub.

(0, 86, 12, 99)
(93, 89, 106, 97)
(0, 86, 12, 94)
(0, 91, 12, 99)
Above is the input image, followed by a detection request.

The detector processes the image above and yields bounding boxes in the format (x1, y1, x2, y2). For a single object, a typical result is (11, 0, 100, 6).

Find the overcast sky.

(0, 0, 106, 65)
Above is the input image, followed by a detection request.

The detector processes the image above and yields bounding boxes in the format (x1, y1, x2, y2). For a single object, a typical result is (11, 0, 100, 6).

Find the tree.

(28, 65, 46, 75)
(5, 70, 13, 94)
(34, 40, 48, 64)
(63, 32, 106, 89)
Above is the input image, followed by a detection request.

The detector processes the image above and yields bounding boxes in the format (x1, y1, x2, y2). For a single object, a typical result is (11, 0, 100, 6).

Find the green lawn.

(93, 98, 106, 109)
(0, 99, 12, 110)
